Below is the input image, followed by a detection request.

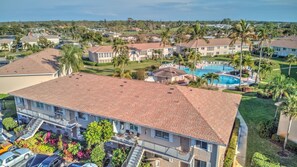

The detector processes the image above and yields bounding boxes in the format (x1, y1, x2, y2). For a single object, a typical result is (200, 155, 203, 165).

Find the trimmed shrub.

(251, 152, 280, 167)
(257, 90, 272, 99)
(14, 125, 25, 136)
(91, 144, 106, 166)
(224, 118, 240, 167)
(135, 69, 147, 80)
(242, 73, 250, 78)
(2, 117, 18, 131)
(258, 120, 277, 138)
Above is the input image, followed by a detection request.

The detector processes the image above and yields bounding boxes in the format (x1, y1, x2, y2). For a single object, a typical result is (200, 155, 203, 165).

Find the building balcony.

(17, 108, 78, 129)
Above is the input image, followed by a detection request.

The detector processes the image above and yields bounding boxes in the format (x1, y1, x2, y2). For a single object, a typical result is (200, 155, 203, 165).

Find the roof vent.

(170, 88, 174, 90)
(167, 91, 172, 94)
(76, 78, 79, 79)
(135, 95, 139, 98)
(120, 84, 124, 87)
(123, 81, 127, 83)
(190, 89, 192, 91)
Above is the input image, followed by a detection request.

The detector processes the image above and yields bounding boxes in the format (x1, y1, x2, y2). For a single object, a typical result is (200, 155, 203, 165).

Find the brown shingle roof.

(271, 37, 297, 49)
(153, 67, 186, 78)
(180, 38, 242, 48)
(10, 73, 241, 145)
(0, 48, 60, 76)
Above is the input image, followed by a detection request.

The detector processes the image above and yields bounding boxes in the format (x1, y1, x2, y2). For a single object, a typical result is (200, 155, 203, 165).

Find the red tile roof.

(180, 38, 242, 48)
(0, 48, 60, 76)
(88, 45, 113, 53)
(271, 36, 297, 49)
(10, 73, 241, 145)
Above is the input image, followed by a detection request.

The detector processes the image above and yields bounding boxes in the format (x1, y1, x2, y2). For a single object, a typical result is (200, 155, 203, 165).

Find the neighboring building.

(0, 48, 60, 93)
(177, 38, 250, 56)
(88, 43, 174, 63)
(277, 115, 297, 144)
(153, 67, 187, 83)
(10, 73, 241, 167)
(0, 38, 14, 51)
(21, 35, 38, 46)
(43, 35, 60, 44)
(21, 33, 60, 47)
(271, 36, 297, 57)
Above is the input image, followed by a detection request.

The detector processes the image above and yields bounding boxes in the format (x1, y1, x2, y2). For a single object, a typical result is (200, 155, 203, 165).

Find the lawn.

(239, 93, 297, 167)
(81, 59, 162, 76)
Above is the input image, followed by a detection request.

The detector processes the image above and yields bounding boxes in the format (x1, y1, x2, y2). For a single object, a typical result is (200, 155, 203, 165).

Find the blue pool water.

(182, 65, 240, 85)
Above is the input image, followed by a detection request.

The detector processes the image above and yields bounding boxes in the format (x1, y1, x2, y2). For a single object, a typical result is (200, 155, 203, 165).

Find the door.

(27, 100, 32, 110)
(180, 137, 190, 152)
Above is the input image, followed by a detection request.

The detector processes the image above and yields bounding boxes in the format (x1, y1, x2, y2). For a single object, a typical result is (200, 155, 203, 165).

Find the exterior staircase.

(19, 118, 44, 140)
(126, 145, 144, 167)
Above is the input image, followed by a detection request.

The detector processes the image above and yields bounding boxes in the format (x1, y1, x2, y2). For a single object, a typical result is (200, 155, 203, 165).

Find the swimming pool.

(182, 64, 240, 85)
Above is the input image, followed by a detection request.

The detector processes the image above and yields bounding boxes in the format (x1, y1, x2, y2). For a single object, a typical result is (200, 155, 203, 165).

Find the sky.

(1, 0, 297, 22)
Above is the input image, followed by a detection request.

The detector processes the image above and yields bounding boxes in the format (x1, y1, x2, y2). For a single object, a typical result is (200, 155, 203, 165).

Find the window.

(224, 46, 227, 48)
(155, 130, 169, 140)
(201, 47, 205, 50)
(36, 102, 44, 109)
(207, 47, 214, 51)
(195, 160, 207, 167)
(80, 127, 86, 134)
(283, 48, 287, 50)
(130, 124, 138, 132)
(17, 97, 24, 106)
(196, 140, 208, 150)
(78, 112, 88, 120)
(217, 46, 220, 49)
(45, 104, 52, 111)
(292, 49, 296, 52)
(216, 52, 220, 55)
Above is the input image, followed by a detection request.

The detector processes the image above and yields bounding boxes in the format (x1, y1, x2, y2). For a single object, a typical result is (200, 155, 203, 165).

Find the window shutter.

(207, 144, 212, 152)
(151, 129, 155, 138)
(169, 134, 173, 142)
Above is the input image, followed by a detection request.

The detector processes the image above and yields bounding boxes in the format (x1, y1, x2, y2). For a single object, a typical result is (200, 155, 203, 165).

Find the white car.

(0, 148, 33, 167)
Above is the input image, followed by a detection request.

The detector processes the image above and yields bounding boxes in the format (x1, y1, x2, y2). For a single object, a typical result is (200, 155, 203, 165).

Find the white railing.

(18, 108, 77, 128)
(138, 140, 194, 162)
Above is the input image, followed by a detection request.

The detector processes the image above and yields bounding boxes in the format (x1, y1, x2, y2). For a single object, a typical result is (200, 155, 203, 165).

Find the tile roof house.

(178, 38, 249, 56)
(271, 36, 297, 57)
(88, 43, 174, 63)
(0, 38, 14, 51)
(10, 73, 241, 167)
(0, 48, 60, 93)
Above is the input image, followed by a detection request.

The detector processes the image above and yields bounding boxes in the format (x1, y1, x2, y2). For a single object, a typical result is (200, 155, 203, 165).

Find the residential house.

(21, 33, 60, 48)
(271, 36, 297, 57)
(88, 43, 174, 63)
(20, 35, 38, 47)
(0, 48, 60, 93)
(277, 115, 297, 144)
(10, 73, 241, 167)
(43, 35, 60, 44)
(177, 38, 250, 56)
(0, 38, 14, 51)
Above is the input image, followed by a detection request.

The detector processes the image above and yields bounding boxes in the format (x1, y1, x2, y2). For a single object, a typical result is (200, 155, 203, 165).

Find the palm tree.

(188, 77, 208, 88)
(263, 47, 274, 59)
(160, 28, 171, 64)
(59, 45, 83, 76)
(185, 48, 201, 78)
(23, 42, 31, 50)
(202, 73, 220, 86)
(256, 26, 271, 83)
(112, 40, 130, 78)
(173, 53, 185, 69)
(286, 54, 297, 76)
(228, 20, 256, 87)
(189, 23, 208, 67)
(279, 95, 297, 153)
(268, 75, 293, 102)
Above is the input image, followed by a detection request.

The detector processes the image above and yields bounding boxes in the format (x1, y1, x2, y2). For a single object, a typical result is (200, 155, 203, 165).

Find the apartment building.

(88, 43, 174, 63)
(177, 38, 249, 56)
(271, 36, 297, 57)
(0, 48, 60, 93)
(21, 33, 60, 47)
(10, 73, 241, 167)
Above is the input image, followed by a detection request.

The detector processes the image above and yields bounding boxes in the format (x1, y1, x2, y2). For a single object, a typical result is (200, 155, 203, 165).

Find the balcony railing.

(18, 108, 78, 129)
(138, 140, 194, 162)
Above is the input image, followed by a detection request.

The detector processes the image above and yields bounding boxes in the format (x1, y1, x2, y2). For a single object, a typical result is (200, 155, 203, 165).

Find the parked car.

(0, 141, 14, 155)
(38, 154, 64, 167)
(0, 148, 33, 167)
(26, 154, 49, 167)
(68, 163, 98, 167)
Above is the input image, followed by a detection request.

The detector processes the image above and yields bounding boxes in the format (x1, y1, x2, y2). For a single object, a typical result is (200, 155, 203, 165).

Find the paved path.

(236, 112, 248, 167)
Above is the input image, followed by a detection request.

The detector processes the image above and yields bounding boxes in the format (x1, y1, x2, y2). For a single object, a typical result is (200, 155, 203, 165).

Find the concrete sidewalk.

(236, 112, 248, 167)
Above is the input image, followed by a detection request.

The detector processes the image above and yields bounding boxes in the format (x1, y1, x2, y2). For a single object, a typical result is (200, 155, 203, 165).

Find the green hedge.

(224, 118, 240, 167)
(2, 117, 18, 131)
(251, 152, 280, 167)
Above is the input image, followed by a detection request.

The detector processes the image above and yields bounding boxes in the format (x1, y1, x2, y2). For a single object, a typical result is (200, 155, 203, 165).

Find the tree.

(279, 95, 297, 153)
(98, 120, 114, 143)
(84, 121, 103, 148)
(112, 148, 127, 167)
(59, 45, 83, 76)
(189, 23, 208, 69)
(38, 36, 54, 48)
(185, 48, 201, 78)
(286, 54, 297, 76)
(263, 47, 274, 59)
(202, 73, 220, 86)
(228, 20, 256, 87)
(2, 117, 18, 131)
(173, 53, 185, 69)
(135, 69, 147, 80)
(1, 43, 9, 51)
(160, 28, 171, 64)
(256, 26, 272, 83)
(268, 75, 295, 102)
(5, 55, 15, 63)
(91, 144, 106, 166)
(112, 38, 130, 78)
(188, 77, 208, 88)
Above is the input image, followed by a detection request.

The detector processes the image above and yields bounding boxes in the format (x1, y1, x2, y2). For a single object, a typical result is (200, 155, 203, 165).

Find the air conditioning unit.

(155, 160, 160, 167)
